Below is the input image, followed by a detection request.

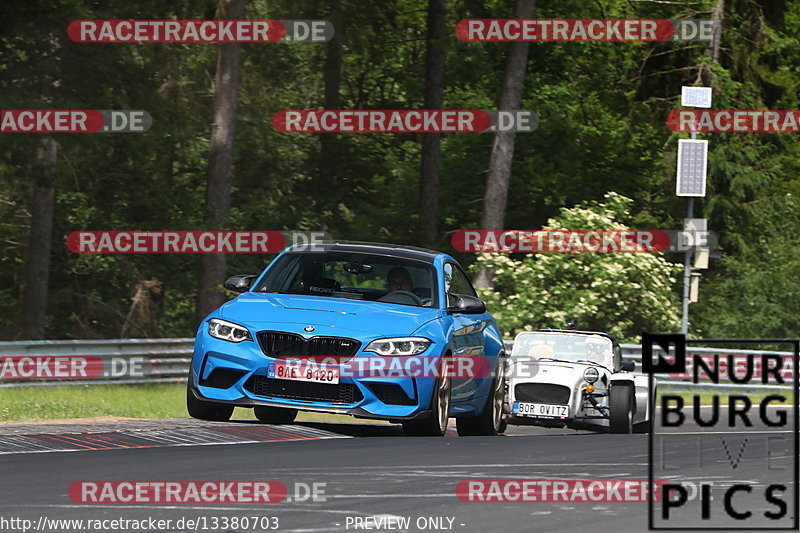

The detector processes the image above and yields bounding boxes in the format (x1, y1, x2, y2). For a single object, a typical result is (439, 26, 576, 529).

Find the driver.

(387, 266, 413, 292)
(584, 336, 610, 363)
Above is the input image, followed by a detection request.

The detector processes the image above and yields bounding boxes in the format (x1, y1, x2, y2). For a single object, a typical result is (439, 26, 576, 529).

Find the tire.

(254, 406, 298, 424)
(186, 385, 234, 422)
(403, 375, 451, 436)
(609, 384, 634, 434)
(456, 368, 506, 436)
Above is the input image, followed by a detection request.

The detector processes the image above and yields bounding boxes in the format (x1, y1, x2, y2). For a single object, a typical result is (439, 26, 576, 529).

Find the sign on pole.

(681, 86, 713, 108)
(676, 139, 708, 197)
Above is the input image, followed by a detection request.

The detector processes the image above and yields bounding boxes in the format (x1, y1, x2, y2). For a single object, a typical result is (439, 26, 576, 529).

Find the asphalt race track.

(0, 406, 795, 533)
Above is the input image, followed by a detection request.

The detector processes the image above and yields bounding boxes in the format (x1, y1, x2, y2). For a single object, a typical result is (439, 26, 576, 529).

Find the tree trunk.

(474, 0, 535, 289)
(699, 0, 724, 85)
(196, 0, 245, 323)
(22, 137, 58, 339)
(319, 0, 343, 212)
(419, 0, 447, 249)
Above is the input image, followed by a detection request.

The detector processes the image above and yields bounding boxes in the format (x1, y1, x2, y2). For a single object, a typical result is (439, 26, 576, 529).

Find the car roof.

(531, 328, 620, 345)
(286, 240, 442, 262)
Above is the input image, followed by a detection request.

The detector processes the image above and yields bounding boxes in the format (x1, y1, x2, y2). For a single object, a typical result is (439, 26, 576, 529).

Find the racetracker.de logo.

(68, 20, 286, 42)
(456, 19, 714, 42)
(452, 230, 671, 253)
(1, 110, 151, 133)
(279, 356, 494, 380)
(456, 479, 665, 502)
(70, 481, 287, 504)
(0, 356, 103, 379)
(274, 110, 489, 133)
(67, 231, 286, 254)
(667, 110, 800, 133)
(0, 356, 145, 380)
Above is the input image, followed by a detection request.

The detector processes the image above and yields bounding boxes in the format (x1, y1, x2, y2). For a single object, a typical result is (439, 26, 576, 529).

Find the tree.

(22, 138, 58, 339)
(471, 193, 682, 342)
(474, 0, 535, 288)
(196, 0, 246, 323)
(418, 0, 446, 248)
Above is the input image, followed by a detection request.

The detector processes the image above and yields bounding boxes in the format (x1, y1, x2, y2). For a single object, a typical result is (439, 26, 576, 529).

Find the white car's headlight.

(208, 318, 252, 343)
(583, 367, 600, 383)
(364, 337, 431, 356)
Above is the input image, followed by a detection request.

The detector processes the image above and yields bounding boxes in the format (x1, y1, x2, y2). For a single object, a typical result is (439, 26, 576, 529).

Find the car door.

(443, 261, 492, 403)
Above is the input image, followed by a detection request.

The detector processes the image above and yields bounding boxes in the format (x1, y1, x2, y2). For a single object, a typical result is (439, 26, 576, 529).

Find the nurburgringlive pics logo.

(644, 333, 798, 530)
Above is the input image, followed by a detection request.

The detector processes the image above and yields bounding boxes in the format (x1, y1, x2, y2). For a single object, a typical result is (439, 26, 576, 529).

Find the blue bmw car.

(187, 241, 506, 436)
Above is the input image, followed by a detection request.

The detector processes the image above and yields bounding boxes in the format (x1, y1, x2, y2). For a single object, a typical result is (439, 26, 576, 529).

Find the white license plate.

(513, 402, 568, 418)
(267, 362, 339, 384)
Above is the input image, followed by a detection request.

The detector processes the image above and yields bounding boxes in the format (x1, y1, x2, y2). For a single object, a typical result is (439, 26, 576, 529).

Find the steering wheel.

(377, 290, 425, 306)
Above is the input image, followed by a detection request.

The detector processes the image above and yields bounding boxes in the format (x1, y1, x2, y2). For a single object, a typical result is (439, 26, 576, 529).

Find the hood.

(218, 292, 442, 337)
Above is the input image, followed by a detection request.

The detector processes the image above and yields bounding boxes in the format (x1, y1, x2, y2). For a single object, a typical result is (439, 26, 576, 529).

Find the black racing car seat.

(307, 278, 341, 295)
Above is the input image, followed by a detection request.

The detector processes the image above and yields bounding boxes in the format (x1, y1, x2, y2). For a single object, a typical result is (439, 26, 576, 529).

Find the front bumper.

(190, 332, 442, 420)
(504, 376, 610, 427)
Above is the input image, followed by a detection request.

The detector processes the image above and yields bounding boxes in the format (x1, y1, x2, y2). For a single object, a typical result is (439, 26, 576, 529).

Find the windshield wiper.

(538, 357, 576, 364)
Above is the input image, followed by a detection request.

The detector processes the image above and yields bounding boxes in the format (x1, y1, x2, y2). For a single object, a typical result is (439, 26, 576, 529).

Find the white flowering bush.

(472, 192, 681, 342)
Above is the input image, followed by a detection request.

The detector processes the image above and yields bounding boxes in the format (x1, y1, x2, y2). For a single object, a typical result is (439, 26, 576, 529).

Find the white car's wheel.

(609, 384, 633, 434)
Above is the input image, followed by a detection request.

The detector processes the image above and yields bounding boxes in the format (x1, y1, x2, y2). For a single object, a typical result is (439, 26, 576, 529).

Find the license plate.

(268, 362, 339, 384)
(513, 401, 568, 418)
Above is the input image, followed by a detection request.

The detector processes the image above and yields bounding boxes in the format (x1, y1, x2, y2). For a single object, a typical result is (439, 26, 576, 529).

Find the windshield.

(252, 251, 438, 308)
(511, 332, 614, 368)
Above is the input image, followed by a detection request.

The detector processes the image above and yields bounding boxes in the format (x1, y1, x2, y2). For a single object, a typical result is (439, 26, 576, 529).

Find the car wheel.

(609, 384, 633, 434)
(456, 368, 505, 436)
(186, 385, 234, 422)
(403, 375, 451, 437)
(254, 406, 298, 424)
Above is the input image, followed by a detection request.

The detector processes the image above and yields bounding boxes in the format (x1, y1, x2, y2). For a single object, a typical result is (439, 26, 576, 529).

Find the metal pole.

(681, 197, 694, 335)
(680, 130, 698, 335)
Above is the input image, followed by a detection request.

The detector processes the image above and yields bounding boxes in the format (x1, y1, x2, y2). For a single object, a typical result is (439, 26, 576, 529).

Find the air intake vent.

(246, 376, 362, 404)
(514, 383, 571, 404)
(200, 368, 247, 389)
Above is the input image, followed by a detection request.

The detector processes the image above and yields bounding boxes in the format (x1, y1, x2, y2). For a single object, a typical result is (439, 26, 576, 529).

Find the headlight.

(583, 367, 599, 384)
(364, 337, 431, 356)
(208, 318, 252, 343)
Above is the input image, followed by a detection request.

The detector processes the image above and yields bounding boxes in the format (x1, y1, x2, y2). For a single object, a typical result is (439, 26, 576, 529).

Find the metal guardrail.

(0, 338, 194, 388)
(0, 338, 794, 389)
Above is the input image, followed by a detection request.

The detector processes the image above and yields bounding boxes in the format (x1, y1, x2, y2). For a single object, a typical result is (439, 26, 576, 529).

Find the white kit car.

(504, 329, 653, 433)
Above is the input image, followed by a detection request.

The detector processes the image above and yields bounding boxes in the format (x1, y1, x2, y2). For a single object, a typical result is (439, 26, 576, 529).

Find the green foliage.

(0, 0, 798, 339)
(473, 193, 681, 342)
(694, 194, 800, 338)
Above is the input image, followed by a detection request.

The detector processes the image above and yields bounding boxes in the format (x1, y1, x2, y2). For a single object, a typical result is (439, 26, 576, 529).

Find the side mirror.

(446, 294, 486, 315)
(224, 274, 258, 293)
(620, 359, 635, 372)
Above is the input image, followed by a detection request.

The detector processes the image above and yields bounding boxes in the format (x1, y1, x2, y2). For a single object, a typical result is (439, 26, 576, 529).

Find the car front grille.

(515, 383, 571, 404)
(256, 331, 361, 361)
(245, 376, 362, 404)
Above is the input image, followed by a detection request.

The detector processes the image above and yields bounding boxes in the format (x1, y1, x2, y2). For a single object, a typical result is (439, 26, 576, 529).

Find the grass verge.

(0, 383, 388, 425)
